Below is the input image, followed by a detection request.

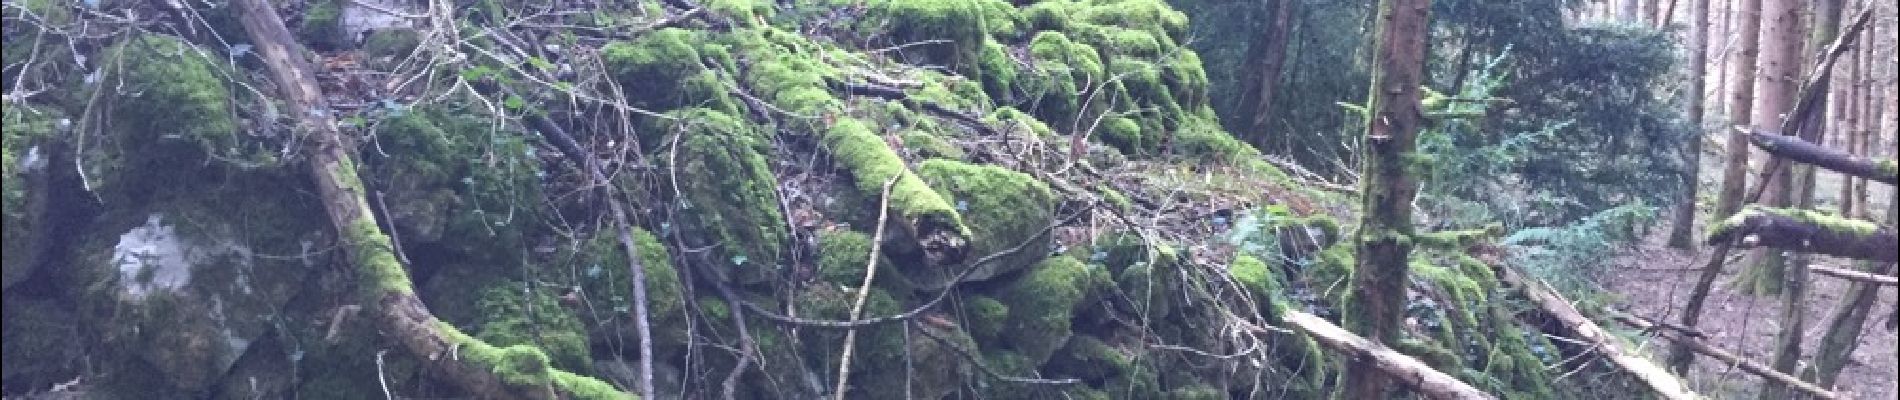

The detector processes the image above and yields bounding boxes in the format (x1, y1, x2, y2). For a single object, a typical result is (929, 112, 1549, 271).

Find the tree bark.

(1246, 0, 1295, 141)
(1673, 0, 1761, 375)
(1747, 130, 1896, 184)
(1282, 311, 1494, 400)
(1735, 0, 1802, 296)
(1614, 313, 1841, 400)
(1493, 264, 1697, 399)
(1342, 0, 1430, 398)
(1808, 264, 1898, 286)
(1668, 0, 1713, 248)
(229, 1, 629, 398)
(1706, 205, 1898, 262)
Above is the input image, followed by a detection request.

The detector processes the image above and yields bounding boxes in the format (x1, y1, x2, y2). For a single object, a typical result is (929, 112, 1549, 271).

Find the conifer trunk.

(1341, 0, 1431, 398)
(1734, 0, 1801, 296)
(1667, 0, 1712, 249)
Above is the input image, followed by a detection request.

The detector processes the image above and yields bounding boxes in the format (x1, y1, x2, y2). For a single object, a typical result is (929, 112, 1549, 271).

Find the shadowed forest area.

(1, 0, 1894, 399)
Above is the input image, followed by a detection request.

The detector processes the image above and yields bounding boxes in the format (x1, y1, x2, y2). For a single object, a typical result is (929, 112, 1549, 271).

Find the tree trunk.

(1837, 23, 1863, 217)
(228, 1, 628, 398)
(1735, 0, 1801, 296)
(1620, 0, 1643, 22)
(1342, 0, 1431, 398)
(1668, 0, 1713, 248)
(1673, 0, 1760, 374)
(1246, 0, 1296, 142)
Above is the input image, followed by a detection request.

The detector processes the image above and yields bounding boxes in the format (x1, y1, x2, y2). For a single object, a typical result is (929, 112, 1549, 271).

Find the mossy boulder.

(909, 159, 1056, 289)
(61, 183, 328, 392)
(363, 106, 544, 259)
(577, 228, 689, 360)
(992, 256, 1107, 366)
(86, 34, 252, 204)
(2, 103, 58, 292)
(823, 118, 972, 266)
(664, 108, 787, 285)
(864, 0, 989, 71)
(603, 28, 737, 114)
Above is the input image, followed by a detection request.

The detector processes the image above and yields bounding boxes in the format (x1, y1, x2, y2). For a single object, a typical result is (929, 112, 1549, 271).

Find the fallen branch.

(230, 1, 626, 398)
(1705, 205, 1897, 262)
(1611, 313, 1839, 400)
(1280, 310, 1495, 400)
(1808, 265, 1899, 286)
(833, 176, 897, 400)
(1747, 129, 1897, 185)
(1492, 265, 1698, 400)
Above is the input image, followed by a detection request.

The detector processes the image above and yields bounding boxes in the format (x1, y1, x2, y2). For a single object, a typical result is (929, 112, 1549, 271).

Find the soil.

(1601, 232, 1899, 399)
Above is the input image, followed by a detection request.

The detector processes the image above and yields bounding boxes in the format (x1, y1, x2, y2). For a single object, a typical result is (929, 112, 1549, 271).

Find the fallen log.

(1705, 205, 1897, 263)
(1610, 313, 1840, 400)
(230, 1, 627, 398)
(1748, 130, 1898, 185)
(1492, 265, 1699, 400)
(1280, 310, 1496, 400)
(1808, 265, 1899, 286)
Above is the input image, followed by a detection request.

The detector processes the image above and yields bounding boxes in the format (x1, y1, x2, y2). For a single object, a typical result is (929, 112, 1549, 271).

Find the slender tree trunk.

(1644, 0, 1663, 25)
(1669, 0, 1713, 248)
(1757, 1, 1837, 396)
(1809, 203, 1899, 388)
(1621, 0, 1644, 22)
(1735, 0, 1800, 296)
(1247, 0, 1296, 143)
(1838, 21, 1864, 217)
(1341, 0, 1431, 398)
(1671, 0, 1760, 374)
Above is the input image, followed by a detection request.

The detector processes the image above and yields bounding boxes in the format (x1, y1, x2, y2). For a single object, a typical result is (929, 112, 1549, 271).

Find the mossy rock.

(603, 28, 737, 114)
(900, 129, 967, 160)
(993, 256, 1107, 366)
(576, 228, 690, 361)
(667, 108, 788, 285)
(1228, 254, 1284, 322)
(1042, 335, 1129, 384)
(962, 295, 1009, 343)
(900, 159, 1056, 288)
(1, 296, 82, 394)
(361, 28, 422, 60)
(363, 106, 544, 258)
(298, 0, 348, 50)
(863, 0, 989, 71)
(466, 284, 595, 374)
(1, 103, 58, 292)
(86, 34, 251, 204)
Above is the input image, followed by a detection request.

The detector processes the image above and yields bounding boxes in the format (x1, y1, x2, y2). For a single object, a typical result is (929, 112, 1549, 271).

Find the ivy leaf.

(504, 95, 527, 111)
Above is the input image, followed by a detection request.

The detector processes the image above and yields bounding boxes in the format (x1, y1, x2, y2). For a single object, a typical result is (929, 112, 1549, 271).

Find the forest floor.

(1602, 231, 1899, 399)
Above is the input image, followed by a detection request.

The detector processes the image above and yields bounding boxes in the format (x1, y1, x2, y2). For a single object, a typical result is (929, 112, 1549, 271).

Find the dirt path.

(1600, 234, 1899, 399)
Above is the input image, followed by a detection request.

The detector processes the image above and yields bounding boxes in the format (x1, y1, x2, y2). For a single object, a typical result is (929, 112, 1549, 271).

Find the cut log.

(1280, 310, 1495, 400)
(1748, 130, 1898, 185)
(1705, 205, 1897, 262)
(1610, 313, 1839, 400)
(230, 1, 628, 398)
(1808, 264, 1899, 286)
(1492, 265, 1699, 400)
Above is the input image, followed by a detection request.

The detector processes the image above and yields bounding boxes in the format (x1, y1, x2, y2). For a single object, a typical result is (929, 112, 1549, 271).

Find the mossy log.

(1611, 313, 1839, 400)
(1747, 129, 1897, 185)
(1705, 206, 1897, 263)
(231, 1, 628, 398)
(823, 118, 972, 265)
(1492, 264, 1699, 400)
(1279, 310, 1494, 400)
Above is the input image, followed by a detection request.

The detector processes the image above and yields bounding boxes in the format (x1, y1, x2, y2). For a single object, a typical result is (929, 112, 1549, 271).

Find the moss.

(865, 0, 988, 70)
(1043, 335, 1129, 382)
(996, 256, 1103, 365)
(900, 129, 967, 160)
(708, 0, 773, 26)
(361, 28, 422, 60)
(365, 106, 544, 253)
(1098, 116, 1145, 155)
(1710, 205, 1881, 240)
(298, 0, 346, 50)
(349, 216, 415, 297)
(551, 370, 639, 400)
(1228, 254, 1285, 321)
(987, 107, 1058, 138)
(1415, 226, 1502, 250)
(1878, 159, 1897, 181)
(1168, 384, 1225, 400)
(603, 29, 735, 113)
(469, 284, 594, 373)
(1072, 0, 1190, 43)
(913, 159, 1056, 285)
(88, 34, 248, 201)
(442, 321, 629, 398)
(822, 117, 971, 261)
(668, 108, 787, 284)
(1393, 337, 1462, 371)
(963, 295, 1009, 342)
(1021, 1, 1074, 31)
(742, 49, 842, 116)
(975, 40, 1019, 98)
(1, 103, 55, 291)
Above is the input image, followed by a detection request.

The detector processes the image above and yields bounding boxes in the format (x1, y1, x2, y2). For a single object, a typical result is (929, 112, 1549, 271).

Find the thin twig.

(832, 176, 898, 400)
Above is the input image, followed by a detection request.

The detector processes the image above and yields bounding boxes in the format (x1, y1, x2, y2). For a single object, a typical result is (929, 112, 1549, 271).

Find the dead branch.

(1492, 264, 1698, 399)
(833, 176, 897, 400)
(1746, 129, 1897, 185)
(1705, 206, 1897, 262)
(1612, 313, 1840, 400)
(1280, 310, 1496, 400)
(1808, 264, 1899, 286)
